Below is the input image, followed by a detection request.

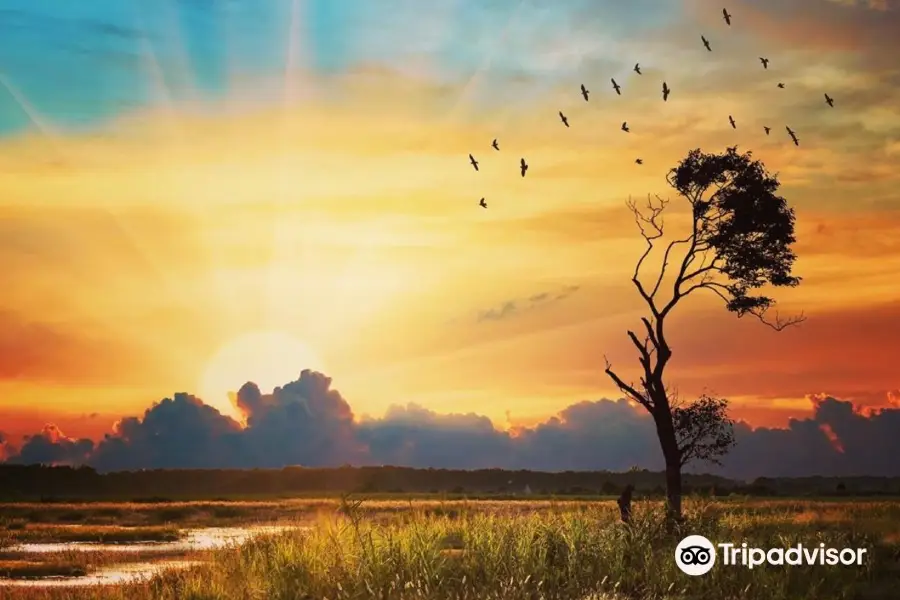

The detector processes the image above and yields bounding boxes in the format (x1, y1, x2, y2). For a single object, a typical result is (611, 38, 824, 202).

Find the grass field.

(1, 497, 898, 599)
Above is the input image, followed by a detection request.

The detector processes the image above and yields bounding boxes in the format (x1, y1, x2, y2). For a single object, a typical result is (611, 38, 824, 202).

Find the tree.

(672, 394, 735, 468)
(603, 146, 803, 522)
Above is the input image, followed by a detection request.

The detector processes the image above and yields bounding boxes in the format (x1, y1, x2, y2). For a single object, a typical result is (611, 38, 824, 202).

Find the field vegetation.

(1, 497, 897, 600)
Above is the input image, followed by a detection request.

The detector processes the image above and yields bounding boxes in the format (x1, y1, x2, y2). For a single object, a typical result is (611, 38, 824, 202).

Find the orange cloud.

(687, 0, 900, 58)
(0, 309, 148, 385)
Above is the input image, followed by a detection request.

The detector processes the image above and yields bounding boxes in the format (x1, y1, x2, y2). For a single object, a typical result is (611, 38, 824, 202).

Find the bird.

(635, 158, 643, 165)
(662, 81, 670, 102)
(723, 8, 732, 25)
(491, 139, 499, 151)
(728, 115, 736, 129)
(825, 93, 834, 107)
(786, 126, 799, 146)
(479, 198, 487, 208)
(634, 63, 642, 75)
(764, 126, 771, 135)
(777, 82, 785, 89)
(621, 121, 630, 132)
(702, 35, 711, 51)
(520, 158, 528, 177)
(468, 154, 479, 171)
(559, 111, 570, 127)
(760, 57, 769, 69)
(580, 84, 589, 101)
(611, 78, 621, 95)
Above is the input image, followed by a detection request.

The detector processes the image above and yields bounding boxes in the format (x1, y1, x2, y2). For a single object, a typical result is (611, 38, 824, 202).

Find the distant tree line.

(1, 464, 898, 502)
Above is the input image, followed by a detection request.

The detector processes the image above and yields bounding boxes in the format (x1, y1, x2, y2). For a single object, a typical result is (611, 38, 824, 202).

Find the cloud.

(4, 424, 94, 466)
(476, 284, 580, 322)
(3, 371, 898, 479)
(0, 432, 15, 462)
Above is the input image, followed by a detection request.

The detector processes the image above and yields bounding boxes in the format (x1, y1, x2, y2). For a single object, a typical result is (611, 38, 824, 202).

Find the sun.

(197, 330, 326, 422)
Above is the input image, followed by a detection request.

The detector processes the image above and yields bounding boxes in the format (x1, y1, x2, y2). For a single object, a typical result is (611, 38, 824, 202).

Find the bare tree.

(604, 146, 803, 522)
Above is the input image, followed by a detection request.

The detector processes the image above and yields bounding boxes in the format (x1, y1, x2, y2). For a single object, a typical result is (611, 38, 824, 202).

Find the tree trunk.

(664, 457, 683, 523)
(654, 408, 683, 524)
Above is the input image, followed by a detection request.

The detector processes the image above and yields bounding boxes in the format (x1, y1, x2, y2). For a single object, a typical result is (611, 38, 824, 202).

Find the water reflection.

(6, 525, 299, 554)
(0, 560, 204, 587)
(0, 524, 304, 588)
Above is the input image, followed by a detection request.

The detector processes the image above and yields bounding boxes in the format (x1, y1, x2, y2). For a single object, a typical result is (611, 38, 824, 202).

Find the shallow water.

(5, 524, 299, 554)
(0, 524, 303, 588)
(0, 560, 204, 587)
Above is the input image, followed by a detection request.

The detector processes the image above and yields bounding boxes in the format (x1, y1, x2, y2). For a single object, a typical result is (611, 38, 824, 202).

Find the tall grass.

(3, 499, 898, 600)
(131, 499, 895, 600)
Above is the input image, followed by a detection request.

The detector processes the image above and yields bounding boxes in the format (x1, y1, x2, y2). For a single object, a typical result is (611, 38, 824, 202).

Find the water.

(0, 560, 204, 587)
(0, 524, 304, 588)
(5, 525, 298, 554)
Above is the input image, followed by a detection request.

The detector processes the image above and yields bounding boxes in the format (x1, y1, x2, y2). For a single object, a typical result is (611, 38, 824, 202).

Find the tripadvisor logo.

(675, 535, 868, 576)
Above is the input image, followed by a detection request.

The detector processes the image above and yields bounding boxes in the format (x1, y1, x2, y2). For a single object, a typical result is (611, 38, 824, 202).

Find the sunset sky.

(1, 0, 899, 452)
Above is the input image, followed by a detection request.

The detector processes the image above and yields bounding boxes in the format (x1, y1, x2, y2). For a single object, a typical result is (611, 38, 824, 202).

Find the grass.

(0, 524, 182, 544)
(1, 498, 899, 599)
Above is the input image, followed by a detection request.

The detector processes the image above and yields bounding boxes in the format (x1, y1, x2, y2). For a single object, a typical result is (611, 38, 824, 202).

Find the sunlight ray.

(0, 73, 205, 373)
(134, 15, 184, 142)
(265, 0, 308, 336)
(134, 7, 246, 338)
(426, 0, 528, 146)
(155, 0, 201, 106)
(0, 74, 173, 296)
(0, 74, 54, 137)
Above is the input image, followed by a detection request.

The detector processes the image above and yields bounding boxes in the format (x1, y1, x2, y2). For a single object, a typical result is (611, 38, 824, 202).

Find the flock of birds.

(468, 7, 837, 209)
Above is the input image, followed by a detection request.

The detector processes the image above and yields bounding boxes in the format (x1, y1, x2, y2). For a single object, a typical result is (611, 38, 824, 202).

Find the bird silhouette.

(559, 111, 569, 127)
(635, 158, 643, 165)
(786, 126, 799, 146)
(728, 115, 736, 129)
(491, 139, 499, 151)
(479, 198, 487, 208)
(702, 35, 711, 51)
(760, 57, 769, 69)
(580, 84, 589, 101)
(825, 93, 834, 107)
(723, 8, 732, 25)
(662, 81, 670, 102)
(764, 126, 771, 135)
(634, 63, 642, 75)
(611, 78, 621, 95)
(520, 158, 528, 177)
(469, 154, 479, 171)
(621, 121, 630, 132)
(777, 82, 785, 89)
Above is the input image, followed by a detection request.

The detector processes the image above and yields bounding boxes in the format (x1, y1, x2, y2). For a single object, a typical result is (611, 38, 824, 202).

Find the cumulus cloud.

(0, 431, 16, 461)
(2, 371, 897, 479)
(4, 424, 94, 466)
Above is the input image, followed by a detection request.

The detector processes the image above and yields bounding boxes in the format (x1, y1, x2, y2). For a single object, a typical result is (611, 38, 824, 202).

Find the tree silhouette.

(673, 394, 735, 468)
(604, 146, 803, 522)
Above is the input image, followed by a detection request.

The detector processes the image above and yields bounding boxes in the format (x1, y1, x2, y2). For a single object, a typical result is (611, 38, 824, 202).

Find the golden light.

(197, 330, 326, 422)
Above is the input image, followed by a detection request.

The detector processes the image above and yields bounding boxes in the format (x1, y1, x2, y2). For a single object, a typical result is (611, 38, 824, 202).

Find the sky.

(1, 0, 899, 477)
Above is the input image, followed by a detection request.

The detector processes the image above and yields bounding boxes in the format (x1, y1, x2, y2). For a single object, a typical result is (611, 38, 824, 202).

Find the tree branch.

(628, 195, 667, 318)
(750, 307, 807, 331)
(604, 356, 652, 410)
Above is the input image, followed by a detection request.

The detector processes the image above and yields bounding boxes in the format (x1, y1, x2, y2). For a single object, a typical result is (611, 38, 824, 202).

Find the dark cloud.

(2, 371, 896, 479)
(4, 424, 93, 466)
(359, 404, 513, 469)
(89, 393, 245, 471)
(0, 431, 15, 461)
(477, 285, 581, 322)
